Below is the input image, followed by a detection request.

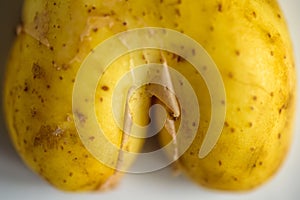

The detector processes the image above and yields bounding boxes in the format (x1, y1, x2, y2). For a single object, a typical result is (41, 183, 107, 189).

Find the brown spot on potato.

(252, 11, 257, 18)
(235, 50, 240, 56)
(228, 72, 233, 78)
(230, 128, 235, 133)
(218, 160, 222, 166)
(278, 133, 281, 139)
(101, 86, 109, 91)
(252, 96, 257, 101)
(32, 63, 44, 79)
(33, 125, 63, 149)
(217, 3, 222, 12)
(277, 13, 281, 19)
(248, 122, 253, 127)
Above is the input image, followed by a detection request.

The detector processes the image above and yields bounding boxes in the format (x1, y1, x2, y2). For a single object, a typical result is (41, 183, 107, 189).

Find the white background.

(0, 0, 299, 199)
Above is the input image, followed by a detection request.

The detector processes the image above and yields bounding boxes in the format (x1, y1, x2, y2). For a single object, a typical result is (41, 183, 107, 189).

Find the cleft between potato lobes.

(4, 0, 296, 192)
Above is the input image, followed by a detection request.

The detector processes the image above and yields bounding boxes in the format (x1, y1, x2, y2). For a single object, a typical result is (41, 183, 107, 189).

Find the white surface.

(0, 1, 299, 199)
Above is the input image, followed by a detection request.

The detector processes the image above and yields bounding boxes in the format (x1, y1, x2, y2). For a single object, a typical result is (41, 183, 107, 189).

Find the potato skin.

(4, 0, 296, 192)
(159, 0, 296, 190)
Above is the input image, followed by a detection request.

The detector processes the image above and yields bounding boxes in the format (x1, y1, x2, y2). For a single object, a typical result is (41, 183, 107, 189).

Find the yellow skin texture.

(4, 0, 296, 192)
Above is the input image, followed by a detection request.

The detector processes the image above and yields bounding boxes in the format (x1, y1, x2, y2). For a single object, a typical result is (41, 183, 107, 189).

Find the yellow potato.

(4, 0, 296, 192)
(158, 0, 296, 191)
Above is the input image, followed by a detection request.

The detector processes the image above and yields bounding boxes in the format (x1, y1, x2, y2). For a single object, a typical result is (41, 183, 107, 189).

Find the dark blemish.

(270, 92, 274, 97)
(270, 51, 274, 56)
(24, 86, 29, 92)
(252, 96, 257, 101)
(259, 161, 263, 166)
(32, 63, 44, 79)
(228, 72, 233, 78)
(249, 122, 253, 127)
(174, 22, 179, 27)
(53, 2, 57, 6)
(230, 128, 235, 133)
(175, 9, 181, 16)
(252, 11, 257, 18)
(235, 50, 240, 56)
(73, 157, 78, 161)
(88, 9, 92, 13)
(267, 33, 272, 38)
(46, 85, 51, 89)
(233, 177, 238, 181)
(159, 15, 163, 20)
(31, 107, 37, 117)
(237, 107, 241, 112)
(209, 26, 214, 31)
(142, 11, 146, 16)
(177, 0, 182, 4)
(89, 136, 95, 141)
(100, 97, 103, 102)
(204, 178, 209, 183)
(160, 0, 163, 3)
(278, 133, 281, 139)
(75, 111, 87, 123)
(63, 180, 67, 183)
(221, 100, 225, 105)
(50, 46, 54, 51)
(252, 164, 256, 168)
(59, 76, 63, 80)
(93, 28, 98, 32)
(69, 172, 73, 177)
(217, 3, 223, 12)
(101, 85, 109, 91)
(62, 43, 66, 47)
(192, 122, 196, 127)
(250, 106, 254, 111)
(192, 49, 196, 56)
(60, 145, 64, 150)
(44, 149, 47, 153)
(177, 56, 184, 62)
(92, 6, 96, 10)
(72, 79, 75, 83)
(122, 21, 127, 26)
(84, 155, 89, 158)
(277, 13, 281, 19)
(189, 152, 195, 156)
(218, 160, 222, 166)
(224, 121, 229, 127)
(279, 108, 282, 114)
(23, 140, 27, 144)
(250, 147, 255, 151)
(68, 150, 72, 154)
(33, 158, 37, 162)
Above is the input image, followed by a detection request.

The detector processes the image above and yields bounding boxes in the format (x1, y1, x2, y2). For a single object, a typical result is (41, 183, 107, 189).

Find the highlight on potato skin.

(3, 0, 296, 192)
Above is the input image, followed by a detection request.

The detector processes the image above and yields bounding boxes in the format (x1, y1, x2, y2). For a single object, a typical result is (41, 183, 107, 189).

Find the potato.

(4, 0, 295, 192)
(158, 0, 296, 191)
